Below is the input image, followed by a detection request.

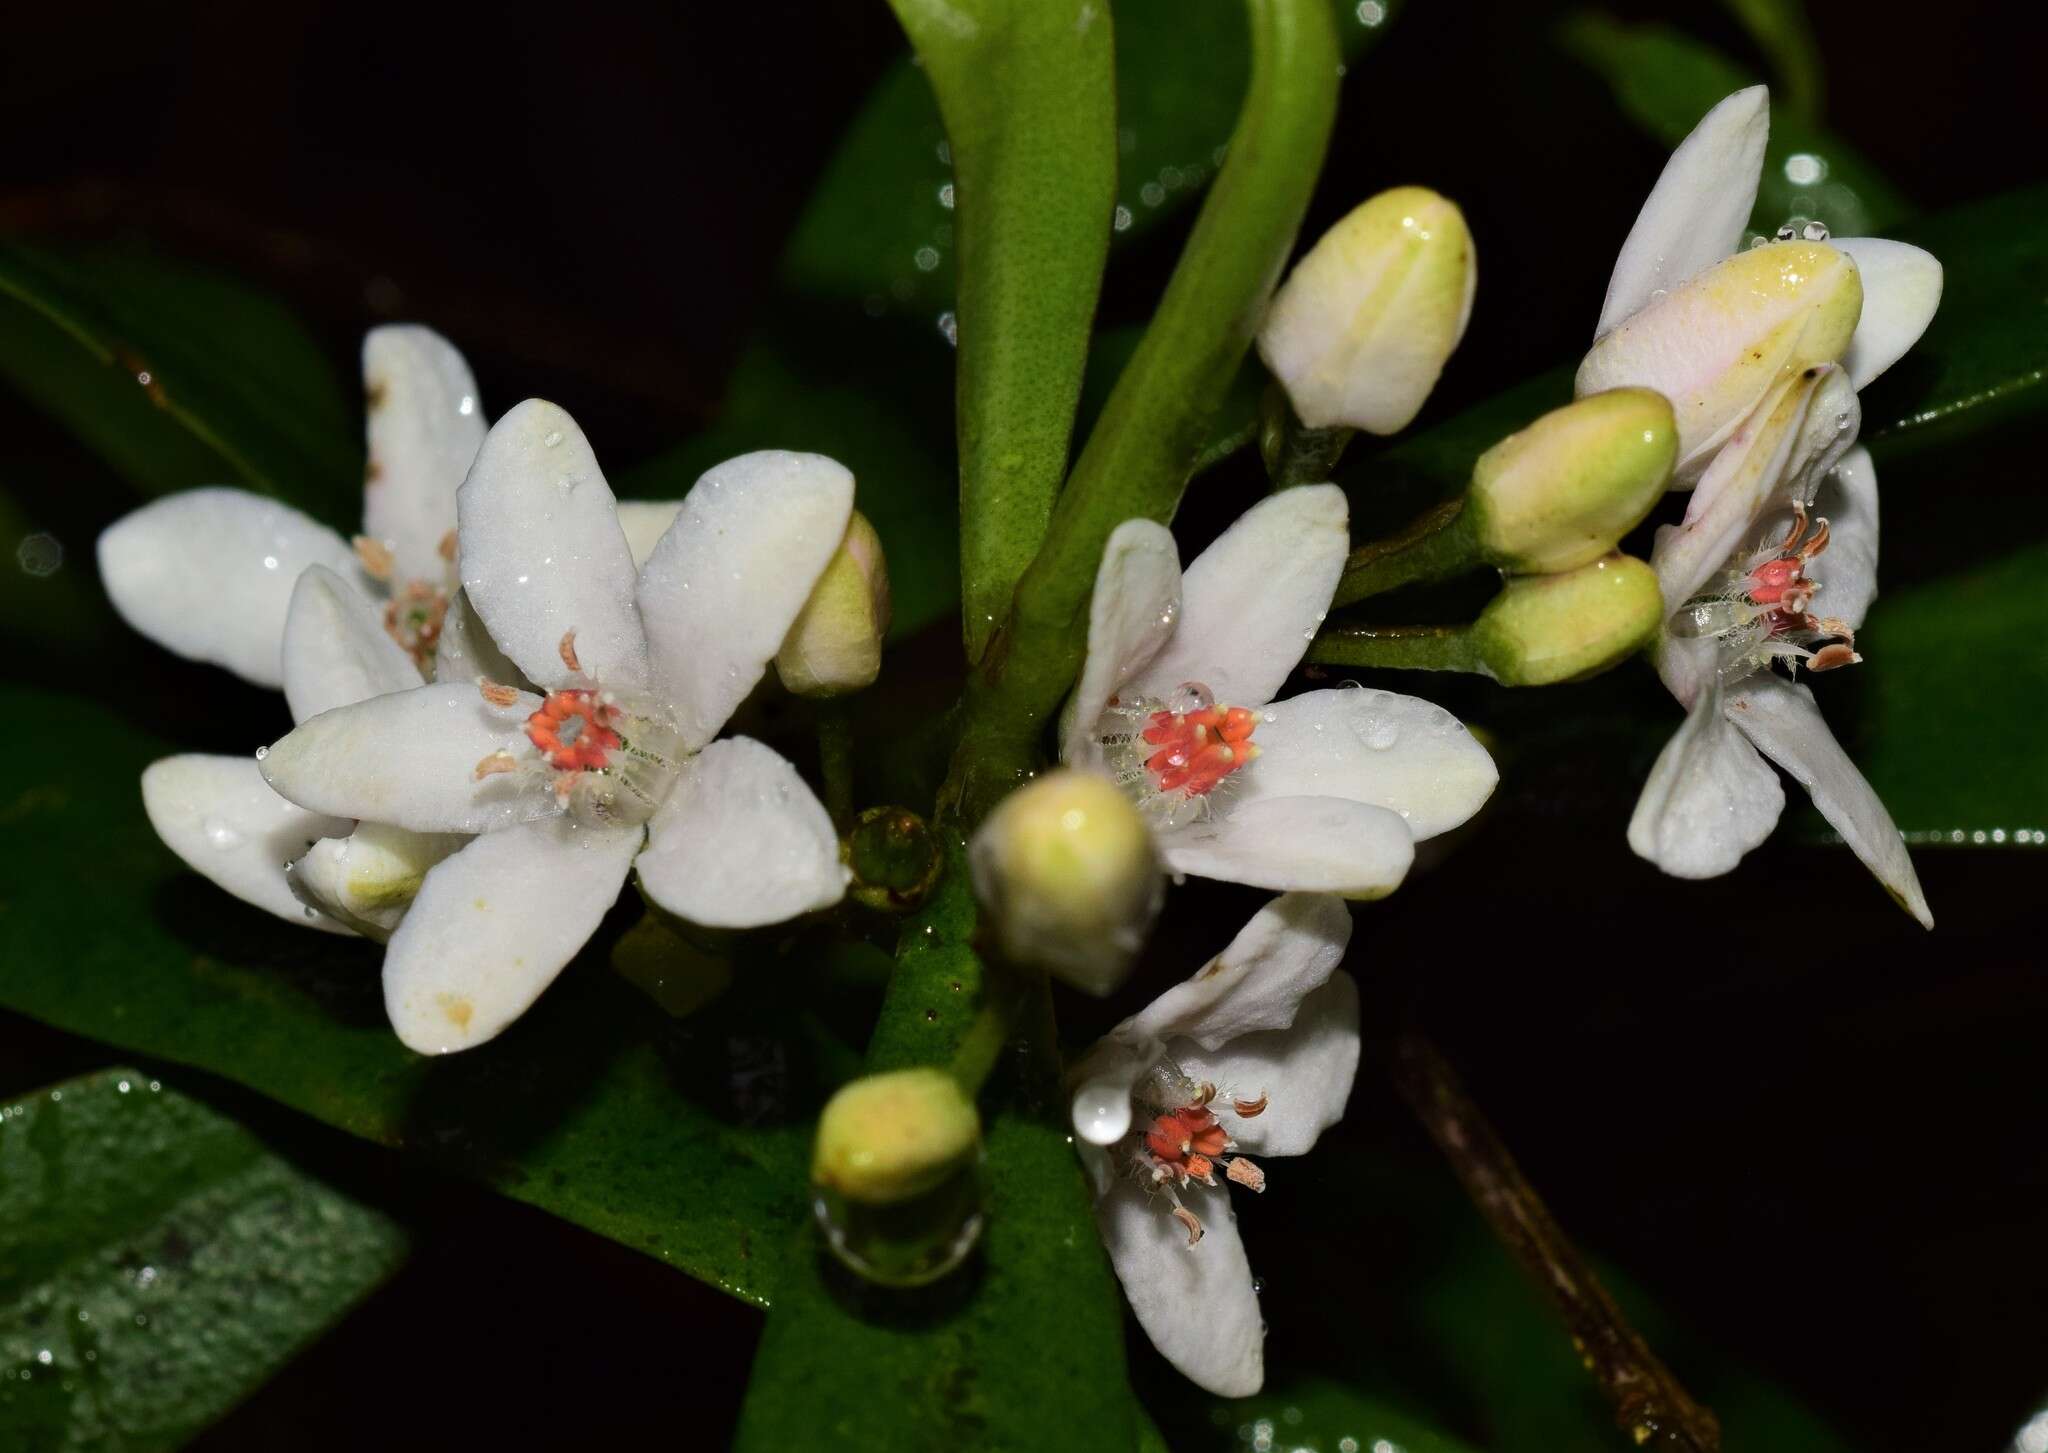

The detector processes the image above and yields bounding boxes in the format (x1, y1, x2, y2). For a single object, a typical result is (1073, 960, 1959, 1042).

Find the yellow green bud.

(967, 769, 1162, 996)
(289, 824, 463, 940)
(1575, 240, 1863, 476)
(812, 1068, 981, 1207)
(1466, 389, 1677, 573)
(1258, 186, 1477, 435)
(1471, 554, 1663, 685)
(775, 510, 890, 697)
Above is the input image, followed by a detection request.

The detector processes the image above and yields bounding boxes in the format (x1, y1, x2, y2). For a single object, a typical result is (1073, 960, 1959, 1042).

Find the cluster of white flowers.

(104, 328, 856, 1054)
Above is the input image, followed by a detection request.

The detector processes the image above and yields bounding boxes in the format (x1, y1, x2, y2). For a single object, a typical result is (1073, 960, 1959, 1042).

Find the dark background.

(3, 1, 2044, 1449)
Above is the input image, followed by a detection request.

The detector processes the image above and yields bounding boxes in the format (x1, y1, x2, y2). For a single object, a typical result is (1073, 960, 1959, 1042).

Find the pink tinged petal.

(634, 737, 850, 928)
(281, 564, 422, 725)
(1653, 369, 1824, 610)
(1726, 675, 1932, 928)
(141, 755, 354, 934)
(616, 500, 685, 569)
(1126, 892, 1351, 1049)
(1060, 519, 1183, 766)
(431, 588, 531, 689)
(1810, 446, 1878, 630)
(98, 488, 358, 689)
(1169, 971, 1361, 1158)
(1161, 796, 1414, 899)
(382, 816, 642, 1054)
(1628, 685, 1785, 878)
(1238, 687, 1497, 840)
(635, 451, 855, 750)
(1123, 485, 1348, 712)
(1833, 238, 1943, 391)
(457, 399, 649, 694)
(259, 681, 555, 834)
(1094, 1179, 1264, 1398)
(361, 325, 485, 587)
(1596, 85, 1770, 337)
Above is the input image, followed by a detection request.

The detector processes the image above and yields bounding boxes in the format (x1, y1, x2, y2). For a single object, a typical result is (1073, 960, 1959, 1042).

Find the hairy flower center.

(1100, 683, 1262, 827)
(1116, 1055, 1271, 1248)
(383, 581, 449, 672)
(528, 690, 621, 772)
(1671, 507, 1861, 678)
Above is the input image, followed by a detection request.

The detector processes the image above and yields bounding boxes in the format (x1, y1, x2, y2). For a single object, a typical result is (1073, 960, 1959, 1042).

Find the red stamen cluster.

(1746, 511, 1856, 668)
(1144, 1104, 1233, 1187)
(526, 690, 621, 773)
(1141, 703, 1260, 797)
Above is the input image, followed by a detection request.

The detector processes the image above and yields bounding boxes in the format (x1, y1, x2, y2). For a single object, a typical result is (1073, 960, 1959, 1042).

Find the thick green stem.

(1306, 620, 1488, 675)
(1336, 497, 1483, 602)
(940, 0, 1341, 821)
(816, 700, 855, 829)
(887, 0, 1118, 665)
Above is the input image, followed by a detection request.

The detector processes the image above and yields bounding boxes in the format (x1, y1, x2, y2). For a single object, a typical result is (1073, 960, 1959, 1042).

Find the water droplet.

(542, 429, 564, 448)
(1352, 713, 1400, 751)
(253, 745, 269, 761)
(202, 816, 244, 851)
(15, 532, 62, 577)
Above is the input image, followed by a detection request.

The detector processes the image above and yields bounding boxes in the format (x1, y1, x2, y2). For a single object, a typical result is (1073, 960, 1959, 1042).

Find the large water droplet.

(202, 816, 244, 850)
(1072, 1083, 1133, 1145)
(1351, 712, 1400, 751)
(814, 1153, 985, 1289)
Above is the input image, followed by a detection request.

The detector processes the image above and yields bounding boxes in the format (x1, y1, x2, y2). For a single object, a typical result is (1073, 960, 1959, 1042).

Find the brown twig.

(1391, 1032, 1723, 1452)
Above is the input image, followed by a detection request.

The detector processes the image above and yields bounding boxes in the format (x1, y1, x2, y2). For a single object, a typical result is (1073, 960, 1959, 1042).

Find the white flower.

(1067, 892, 1359, 1396)
(255, 400, 856, 1052)
(1582, 87, 1939, 923)
(1575, 85, 1942, 484)
(1061, 485, 1497, 898)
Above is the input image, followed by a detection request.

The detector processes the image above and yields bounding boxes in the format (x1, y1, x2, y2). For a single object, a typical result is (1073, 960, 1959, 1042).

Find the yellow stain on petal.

(437, 994, 474, 1030)
(473, 897, 489, 911)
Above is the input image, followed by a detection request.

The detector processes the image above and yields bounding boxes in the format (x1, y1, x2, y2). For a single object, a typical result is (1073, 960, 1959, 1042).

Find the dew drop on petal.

(202, 816, 244, 850)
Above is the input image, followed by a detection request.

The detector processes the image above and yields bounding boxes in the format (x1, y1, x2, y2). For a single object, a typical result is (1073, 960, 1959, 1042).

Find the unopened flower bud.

(288, 824, 463, 940)
(1258, 186, 1477, 435)
(775, 510, 890, 697)
(1466, 389, 1677, 574)
(968, 769, 1163, 996)
(1470, 554, 1662, 685)
(812, 1068, 986, 1287)
(1576, 240, 1863, 477)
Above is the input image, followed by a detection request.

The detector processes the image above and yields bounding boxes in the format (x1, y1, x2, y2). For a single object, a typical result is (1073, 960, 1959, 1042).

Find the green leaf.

(0, 1067, 408, 1451)
(0, 686, 810, 1307)
(1718, 0, 1825, 118)
(887, 0, 1116, 662)
(1861, 183, 2048, 453)
(0, 244, 359, 518)
(1557, 14, 1908, 238)
(778, 0, 1401, 320)
(1204, 1376, 1484, 1453)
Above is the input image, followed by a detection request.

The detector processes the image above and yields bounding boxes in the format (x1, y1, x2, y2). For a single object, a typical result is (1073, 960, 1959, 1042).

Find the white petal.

(1095, 1180, 1263, 1397)
(280, 564, 422, 724)
(1596, 85, 1769, 337)
(1061, 519, 1183, 766)
(1127, 892, 1351, 1049)
(1237, 687, 1497, 840)
(1834, 238, 1943, 391)
(635, 737, 850, 928)
(431, 588, 531, 689)
(141, 755, 354, 934)
(290, 822, 466, 941)
(457, 399, 649, 693)
(259, 681, 555, 833)
(98, 489, 358, 688)
(382, 816, 641, 1054)
(1810, 445, 1879, 630)
(1653, 370, 1823, 610)
(1727, 675, 1931, 927)
(1123, 485, 1347, 711)
(1162, 796, 1413, 899)
(616, 499, 684, 568)
(1170, 972, 1360, 1157)
(361, 325, 485, 587)
(1628, 685, 1785, 878)
(635, 451, 855, 749)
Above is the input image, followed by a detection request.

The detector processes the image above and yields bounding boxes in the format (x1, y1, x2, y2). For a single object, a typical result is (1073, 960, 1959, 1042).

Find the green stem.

(939, 0, 1341, 822)
(1259, 377, 1356, 487)
(817, 699, 855, 829)
(1335, 497, 1482, 602)
(1306, 621, 1489, 675)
